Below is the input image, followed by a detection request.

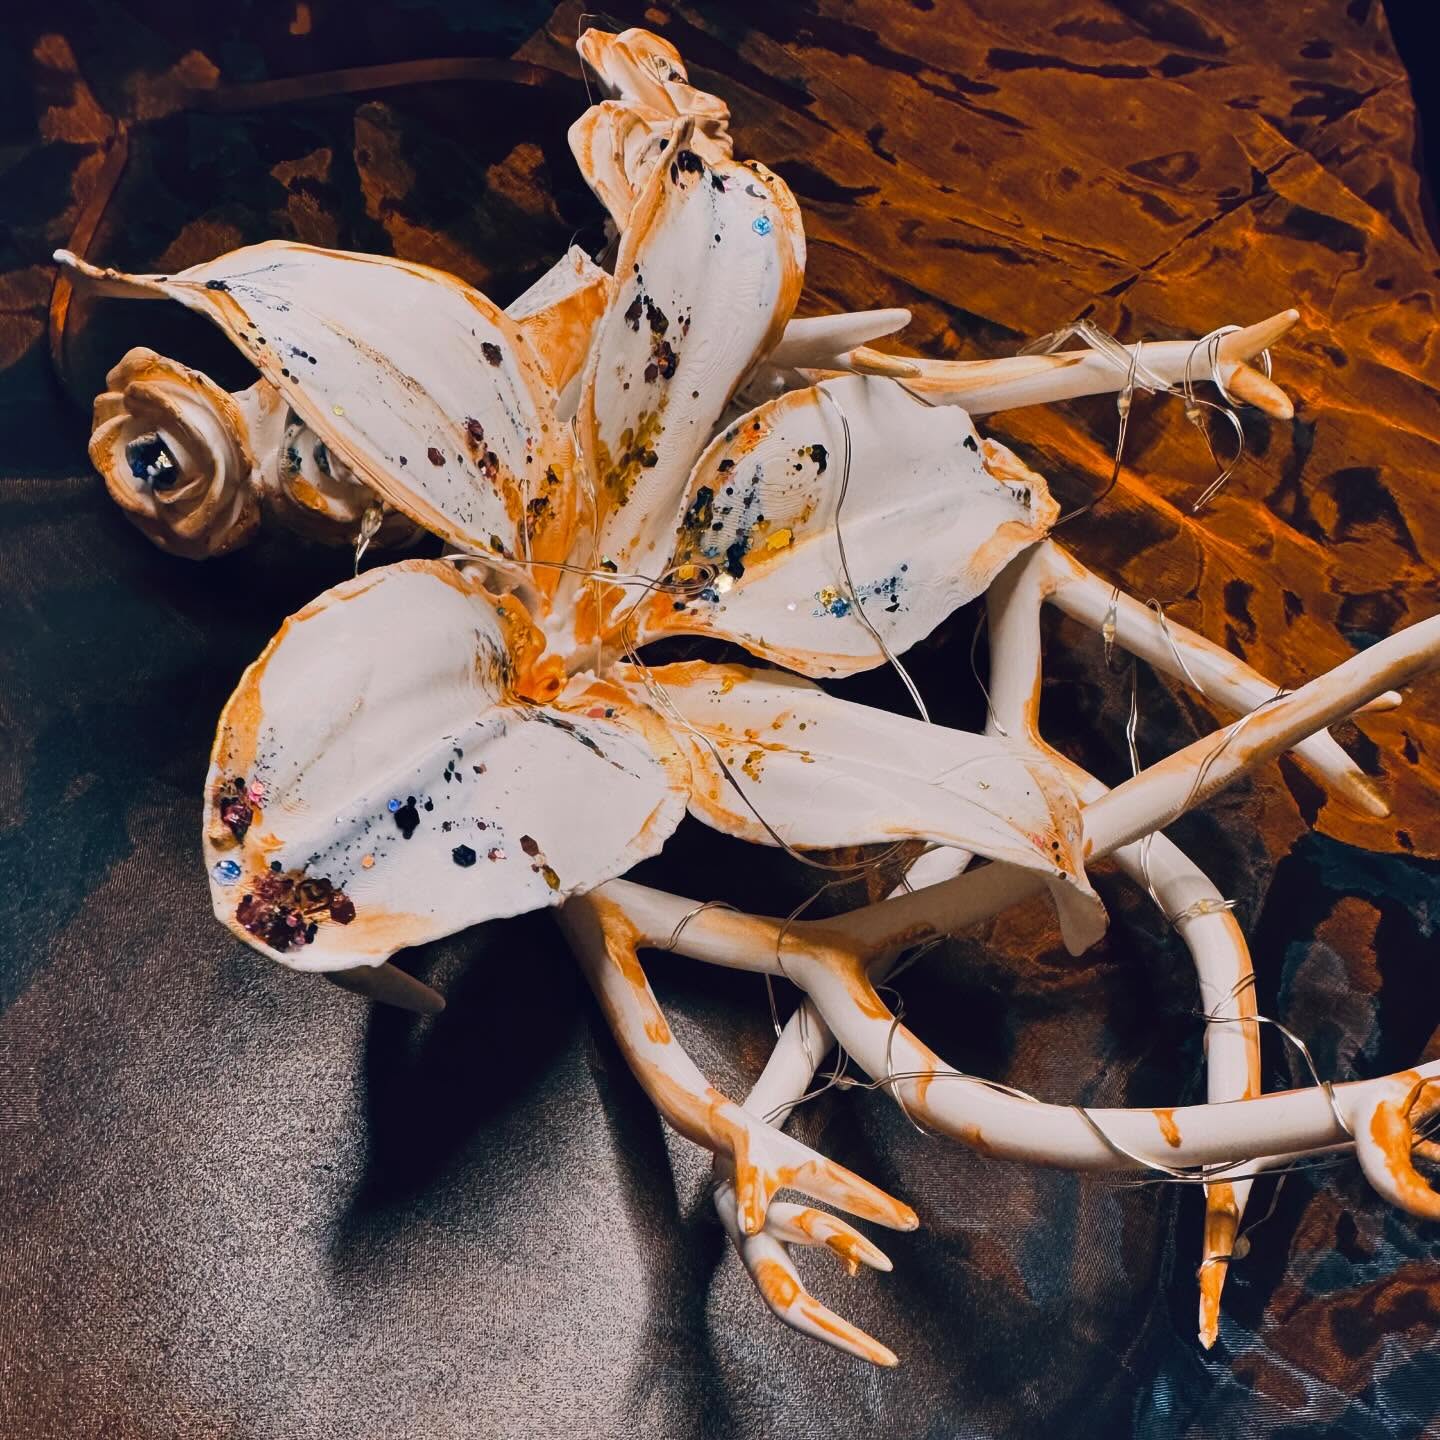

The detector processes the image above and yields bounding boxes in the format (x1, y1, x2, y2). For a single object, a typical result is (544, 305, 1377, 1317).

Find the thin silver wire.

(1055, 337, 1141, 526)
(817, 386, 931, 723)
(656, 899, 740, 954)
(1018, 318, 1268, 522)
(1184, 327, 1249, 513)
(1147, 597, 1204, 692)
(1196, 984, 1354, 1140)
(970, 605, 1009, 737)
(764, 933, 1372, 1195)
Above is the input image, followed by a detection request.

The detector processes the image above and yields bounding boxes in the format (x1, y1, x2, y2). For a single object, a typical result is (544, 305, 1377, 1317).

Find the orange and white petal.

(567, 26, 732, 233)
(562, 124, 805, 641)
(506, 245, 613, 405)
(575, 26, 732, 151)
(567, 101, 680, 233)
(626, 661, 1105, 953)
(205, 559, 688, 972)
(640, 376, 1057, 677)
(56, 244, 578, 594)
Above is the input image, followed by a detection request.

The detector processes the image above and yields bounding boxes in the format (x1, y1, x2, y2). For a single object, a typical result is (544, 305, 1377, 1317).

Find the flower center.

(126, 433, 180, 490)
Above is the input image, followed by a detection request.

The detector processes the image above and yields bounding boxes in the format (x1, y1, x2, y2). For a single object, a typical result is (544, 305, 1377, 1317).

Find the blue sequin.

(212, 859, 242, 885)
(387, 798, 402, 812)
(752, 215, 773, 236)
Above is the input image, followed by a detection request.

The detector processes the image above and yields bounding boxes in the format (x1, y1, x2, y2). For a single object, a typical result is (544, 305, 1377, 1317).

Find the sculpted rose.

(90, 347, 416, 556)
(89, 348, 262, 558)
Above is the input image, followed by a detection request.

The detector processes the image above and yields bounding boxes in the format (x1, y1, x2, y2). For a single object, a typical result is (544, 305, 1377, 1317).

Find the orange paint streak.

(553, 677, 693, 843)
(491, 591, 563, 703)
(1155, 1109, 1182, 1148)
(571, 578, 626, 646)
(957, 1124, 994, 1158)
(518, 266, 611, 394)
(1370, 1086, 1440, 1219)
(753, 1259, 800, 1310)
(1197, 1180, 1240, 1348)
(824, 1234, 866, 1277)
(833, 953, 895, 1022)
(796, 1299, 899, 1365)
(588, 894, 672, 1046)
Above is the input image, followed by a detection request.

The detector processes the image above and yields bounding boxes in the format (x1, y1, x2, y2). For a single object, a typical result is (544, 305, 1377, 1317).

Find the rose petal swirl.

(89, 348, 260, 559)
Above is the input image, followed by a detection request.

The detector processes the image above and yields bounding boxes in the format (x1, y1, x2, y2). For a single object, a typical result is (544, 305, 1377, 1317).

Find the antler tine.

(892, 306, 1304, 417)
(983, 544, 1261, 1346)
(630, 609, 1440, 1172)
(325, 963, 446, 1015)
(1226, 362, 1294, 420)
(1216, 308, 1301, 364)
(767, 308, 912, 371)
(558, 891, 915, 1236)
(1038, 542, 1394, 819)
(714, 1185, 900, 1366)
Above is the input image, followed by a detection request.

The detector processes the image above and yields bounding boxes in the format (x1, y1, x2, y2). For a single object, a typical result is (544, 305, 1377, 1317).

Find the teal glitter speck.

(752, 215, 773, 236)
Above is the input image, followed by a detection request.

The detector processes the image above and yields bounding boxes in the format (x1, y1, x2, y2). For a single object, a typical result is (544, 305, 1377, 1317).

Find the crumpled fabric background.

(3, 2, 1440, 1436)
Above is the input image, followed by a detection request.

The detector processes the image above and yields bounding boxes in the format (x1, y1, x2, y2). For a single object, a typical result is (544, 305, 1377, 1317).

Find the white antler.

(892, 309, 1299, 419)
(592, 605, 1440, 1177)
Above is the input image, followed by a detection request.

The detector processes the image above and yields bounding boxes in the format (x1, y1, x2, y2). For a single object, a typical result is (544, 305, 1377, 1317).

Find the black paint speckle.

(393, 798, 421, 839)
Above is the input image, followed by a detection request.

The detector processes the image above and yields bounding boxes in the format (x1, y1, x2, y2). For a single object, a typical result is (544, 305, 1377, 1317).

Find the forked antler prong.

(760, 308, 1295, 417)
(557, 891, 916, 1238)
(891, 308, 1299, 418)
(1035, 541, 1396, 817)
(768, 308, 915, 374)
(1354, 1076, 1440, 1221)
(713, 1186, 899, 1366)
(558, 888, 916, 1359)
